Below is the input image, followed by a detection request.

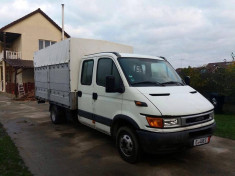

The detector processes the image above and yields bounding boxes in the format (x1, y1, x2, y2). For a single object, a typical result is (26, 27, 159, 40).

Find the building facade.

(0, 8, 70, 95)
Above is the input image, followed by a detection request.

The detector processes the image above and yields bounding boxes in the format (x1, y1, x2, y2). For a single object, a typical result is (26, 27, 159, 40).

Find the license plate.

(193, 137, 210, 146)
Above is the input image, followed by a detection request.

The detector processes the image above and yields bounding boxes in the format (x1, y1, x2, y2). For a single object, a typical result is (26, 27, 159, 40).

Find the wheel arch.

(111, 114, 140, 138)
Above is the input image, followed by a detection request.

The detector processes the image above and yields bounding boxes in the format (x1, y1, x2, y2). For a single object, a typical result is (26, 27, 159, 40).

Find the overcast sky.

(0, 0, 235, 68)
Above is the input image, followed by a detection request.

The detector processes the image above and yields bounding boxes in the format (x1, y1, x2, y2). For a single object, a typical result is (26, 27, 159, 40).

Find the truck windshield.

(118, 57, 184, 87)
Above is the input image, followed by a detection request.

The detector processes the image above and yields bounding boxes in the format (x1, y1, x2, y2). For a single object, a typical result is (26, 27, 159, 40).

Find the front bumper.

(136, 122, 216, 154)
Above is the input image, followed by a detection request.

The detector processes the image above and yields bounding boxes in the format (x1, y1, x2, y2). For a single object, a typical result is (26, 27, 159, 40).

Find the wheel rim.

(119, 134, 133, 157)
(51, 111, 56, 122)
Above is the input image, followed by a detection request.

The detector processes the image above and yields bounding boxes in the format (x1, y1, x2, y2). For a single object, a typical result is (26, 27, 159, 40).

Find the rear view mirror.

(184, 76, 190, 85)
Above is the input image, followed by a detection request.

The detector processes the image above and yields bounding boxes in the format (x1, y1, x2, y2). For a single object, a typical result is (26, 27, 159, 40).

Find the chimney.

(62, 4, 64, 40)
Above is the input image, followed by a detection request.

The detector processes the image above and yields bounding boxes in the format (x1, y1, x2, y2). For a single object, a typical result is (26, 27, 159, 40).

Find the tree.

(178, 63, 235, 96)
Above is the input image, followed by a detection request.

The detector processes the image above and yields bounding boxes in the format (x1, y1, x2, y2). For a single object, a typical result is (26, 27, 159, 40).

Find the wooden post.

(2, 32, 6, 92)
(14, 68, 17, 98)
(3, 32, 6, 60)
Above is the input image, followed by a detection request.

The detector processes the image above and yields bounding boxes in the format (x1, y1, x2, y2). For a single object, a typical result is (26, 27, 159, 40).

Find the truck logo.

(195, 116, 205, 122)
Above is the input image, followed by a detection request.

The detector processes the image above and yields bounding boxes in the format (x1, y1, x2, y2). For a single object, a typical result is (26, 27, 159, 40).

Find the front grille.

(186, 114, 210, 124)
(181, 111, 212, 126)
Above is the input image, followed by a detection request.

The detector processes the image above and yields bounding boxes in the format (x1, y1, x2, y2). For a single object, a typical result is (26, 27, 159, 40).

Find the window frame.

(39, 39, 56, 50)
(118, 57, 183, 87)
(81, 59, 94, 86)
(96, 57, 122, 87)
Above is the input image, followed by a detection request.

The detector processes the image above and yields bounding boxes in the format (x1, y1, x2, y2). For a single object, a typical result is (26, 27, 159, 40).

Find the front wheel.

(116, 126, 141, 163)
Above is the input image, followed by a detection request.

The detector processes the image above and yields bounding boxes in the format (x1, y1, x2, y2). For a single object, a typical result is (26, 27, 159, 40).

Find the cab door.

(77, 58, 95, 128)
(93, 57, 123, 135)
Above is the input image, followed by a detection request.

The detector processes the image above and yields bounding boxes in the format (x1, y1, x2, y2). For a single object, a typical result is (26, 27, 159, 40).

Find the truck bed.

(35, 63, 75, 108)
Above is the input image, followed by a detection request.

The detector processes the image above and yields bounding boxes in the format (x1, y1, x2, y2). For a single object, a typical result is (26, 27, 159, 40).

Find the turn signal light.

(146, 117, 163, 128)
(135, 101, 148, 107)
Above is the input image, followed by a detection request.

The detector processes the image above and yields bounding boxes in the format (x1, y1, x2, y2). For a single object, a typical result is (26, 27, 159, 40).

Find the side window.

(81, 60, 94, 85)
(97, 58, 122, 87)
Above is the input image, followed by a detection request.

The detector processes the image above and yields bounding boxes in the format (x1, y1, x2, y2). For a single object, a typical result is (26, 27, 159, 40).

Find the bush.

(178, 62, 235, 99)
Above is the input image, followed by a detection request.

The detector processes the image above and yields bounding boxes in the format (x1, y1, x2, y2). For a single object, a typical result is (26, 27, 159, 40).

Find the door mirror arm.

(117, 85, 125, 93)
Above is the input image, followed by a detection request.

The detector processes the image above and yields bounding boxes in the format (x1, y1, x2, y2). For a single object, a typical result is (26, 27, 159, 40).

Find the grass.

(214, 113, 235, 140)
(0, 123, 32, 176)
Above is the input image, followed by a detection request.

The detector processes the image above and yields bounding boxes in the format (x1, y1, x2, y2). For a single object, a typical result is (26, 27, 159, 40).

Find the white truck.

(34, 38, 216, 163)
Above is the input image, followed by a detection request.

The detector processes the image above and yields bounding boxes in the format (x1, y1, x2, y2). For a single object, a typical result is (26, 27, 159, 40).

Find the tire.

(116, 126, 140, 163)
(50, 105, 64, 124)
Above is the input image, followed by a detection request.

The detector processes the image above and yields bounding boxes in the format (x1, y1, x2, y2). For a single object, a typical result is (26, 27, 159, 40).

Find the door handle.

(93, 93, 98, 100)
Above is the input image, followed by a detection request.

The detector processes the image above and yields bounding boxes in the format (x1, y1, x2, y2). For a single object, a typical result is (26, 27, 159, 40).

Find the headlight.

(163, 118, 180, 128)
(146, 117, 180, 128)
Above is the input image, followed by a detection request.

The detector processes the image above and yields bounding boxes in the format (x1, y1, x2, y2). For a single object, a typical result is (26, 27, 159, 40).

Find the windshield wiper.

(132, 81, 164, 86)
(162, 81, 184, 86)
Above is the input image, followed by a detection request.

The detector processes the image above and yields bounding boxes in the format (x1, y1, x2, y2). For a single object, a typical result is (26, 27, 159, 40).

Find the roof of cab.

(84, 52, 164, 60)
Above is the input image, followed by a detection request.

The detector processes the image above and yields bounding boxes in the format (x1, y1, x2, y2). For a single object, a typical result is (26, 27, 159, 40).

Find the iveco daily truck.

(34, 38, 216, 163)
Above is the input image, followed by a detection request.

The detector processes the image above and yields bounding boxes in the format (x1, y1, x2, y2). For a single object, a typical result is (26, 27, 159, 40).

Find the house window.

(39, 40, 56, 50)
(39, 40, 43, 50)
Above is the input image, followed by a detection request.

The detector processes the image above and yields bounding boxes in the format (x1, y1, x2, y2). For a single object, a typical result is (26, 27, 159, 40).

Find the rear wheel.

(50, 105, 64, 124)
(116, 126, 140, 163)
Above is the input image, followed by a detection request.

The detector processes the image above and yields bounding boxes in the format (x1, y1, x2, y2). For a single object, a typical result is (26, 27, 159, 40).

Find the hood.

(136, 86, 214, 116)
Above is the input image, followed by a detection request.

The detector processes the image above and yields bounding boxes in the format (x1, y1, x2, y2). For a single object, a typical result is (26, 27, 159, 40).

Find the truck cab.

(76, 52, 216, 163)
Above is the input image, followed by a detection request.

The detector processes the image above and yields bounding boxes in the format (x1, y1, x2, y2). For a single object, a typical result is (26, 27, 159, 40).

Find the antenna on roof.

(61, 4, 64, 40)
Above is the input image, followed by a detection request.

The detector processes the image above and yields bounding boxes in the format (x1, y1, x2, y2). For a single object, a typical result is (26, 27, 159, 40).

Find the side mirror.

(184, 76, 190, 85)
(106, 76, 116, 93)
(105, 76, 125, 93)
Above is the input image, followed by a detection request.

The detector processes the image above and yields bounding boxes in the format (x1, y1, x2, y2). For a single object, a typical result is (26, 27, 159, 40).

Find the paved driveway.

(0, 93, 234, 176)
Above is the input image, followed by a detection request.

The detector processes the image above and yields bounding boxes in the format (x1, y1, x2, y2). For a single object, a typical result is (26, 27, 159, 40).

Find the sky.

(0, 0, 235, 68)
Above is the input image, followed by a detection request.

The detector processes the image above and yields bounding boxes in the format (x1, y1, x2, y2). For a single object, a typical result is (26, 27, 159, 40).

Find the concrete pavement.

(0, 93, 235, 176)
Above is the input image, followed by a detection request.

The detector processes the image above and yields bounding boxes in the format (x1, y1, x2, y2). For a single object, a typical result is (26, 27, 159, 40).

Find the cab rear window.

(81, 60, 94, 85)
